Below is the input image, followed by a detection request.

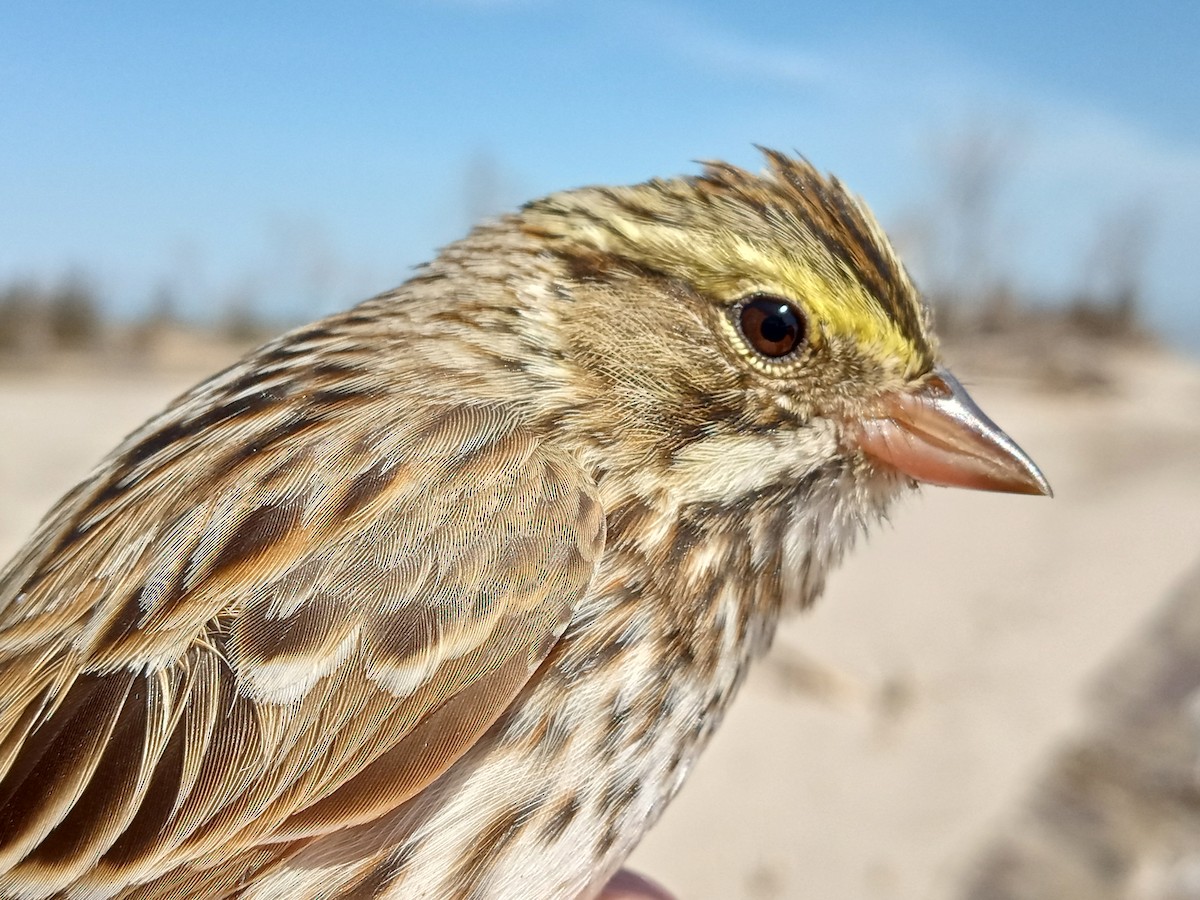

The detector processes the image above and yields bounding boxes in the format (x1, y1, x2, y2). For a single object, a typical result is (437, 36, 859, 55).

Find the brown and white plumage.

(0, 152, 1048, 899)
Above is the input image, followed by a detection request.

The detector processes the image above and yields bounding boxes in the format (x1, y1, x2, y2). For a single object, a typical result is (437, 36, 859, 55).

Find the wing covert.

(0, 396, 604, 898)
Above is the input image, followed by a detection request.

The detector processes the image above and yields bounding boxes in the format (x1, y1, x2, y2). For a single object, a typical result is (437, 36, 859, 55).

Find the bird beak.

(848, 367, 1052, 496)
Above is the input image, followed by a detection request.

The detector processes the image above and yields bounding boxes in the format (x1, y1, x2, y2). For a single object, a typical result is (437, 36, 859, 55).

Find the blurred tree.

(266, 215, 340, 320)
(128, 282, 183, 361)
(1080, 203, 1156, 334)
(219, 279, 269, 345)
(0, 281, 43, 354)
(463, 148, 507, 228)
(933, 123, 1024, 324)
(46, 272, 103, 349)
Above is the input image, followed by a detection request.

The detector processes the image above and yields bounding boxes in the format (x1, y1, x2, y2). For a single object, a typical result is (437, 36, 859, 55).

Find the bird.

(0, 149, 1050, 900)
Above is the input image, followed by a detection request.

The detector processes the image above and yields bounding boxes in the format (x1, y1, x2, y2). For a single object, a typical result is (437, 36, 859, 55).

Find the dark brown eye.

(737, 294, 806, 358)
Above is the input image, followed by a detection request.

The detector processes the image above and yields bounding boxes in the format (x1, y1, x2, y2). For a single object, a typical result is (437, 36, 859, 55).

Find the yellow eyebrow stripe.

(556, 213, 920, 371)
(522, 151, 934, 377)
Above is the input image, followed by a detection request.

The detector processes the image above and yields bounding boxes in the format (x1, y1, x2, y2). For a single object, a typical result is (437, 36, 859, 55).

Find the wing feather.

(0, 391, 603, 899)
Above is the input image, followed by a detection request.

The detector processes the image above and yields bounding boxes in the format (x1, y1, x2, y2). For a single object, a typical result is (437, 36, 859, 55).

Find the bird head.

(518, 150, 1050, 509)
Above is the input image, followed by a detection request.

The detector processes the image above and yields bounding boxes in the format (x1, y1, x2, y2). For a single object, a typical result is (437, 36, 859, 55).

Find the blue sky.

(2, 1, 1198, 349)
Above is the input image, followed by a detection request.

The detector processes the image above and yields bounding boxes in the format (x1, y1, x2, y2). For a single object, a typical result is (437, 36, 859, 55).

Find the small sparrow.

(0, 151, 1049, 899)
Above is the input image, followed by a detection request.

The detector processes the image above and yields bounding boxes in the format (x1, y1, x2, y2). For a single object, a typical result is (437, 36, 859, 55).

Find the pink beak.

(848, 368, 1052, 496)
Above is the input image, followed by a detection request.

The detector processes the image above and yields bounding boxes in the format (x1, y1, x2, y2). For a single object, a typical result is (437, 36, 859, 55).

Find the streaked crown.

(522, 149, 934, 378)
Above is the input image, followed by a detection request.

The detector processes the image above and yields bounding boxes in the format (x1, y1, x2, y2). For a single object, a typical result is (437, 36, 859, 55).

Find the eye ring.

(735, 294, 807, 360)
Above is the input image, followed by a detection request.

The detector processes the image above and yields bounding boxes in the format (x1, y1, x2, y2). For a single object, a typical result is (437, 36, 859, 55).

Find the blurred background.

(1, 2, 1198, 898)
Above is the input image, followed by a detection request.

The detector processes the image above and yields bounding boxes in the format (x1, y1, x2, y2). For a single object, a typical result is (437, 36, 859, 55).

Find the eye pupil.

(738, 295, 805, 358)
(760, 309, 790, 342)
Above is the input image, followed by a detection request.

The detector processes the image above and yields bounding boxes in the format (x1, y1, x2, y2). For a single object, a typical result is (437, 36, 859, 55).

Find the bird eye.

(736, 294, 806, 359)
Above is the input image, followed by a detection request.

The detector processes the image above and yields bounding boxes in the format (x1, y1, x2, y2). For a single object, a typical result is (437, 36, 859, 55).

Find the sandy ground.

(1, 347, 1198, 900)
